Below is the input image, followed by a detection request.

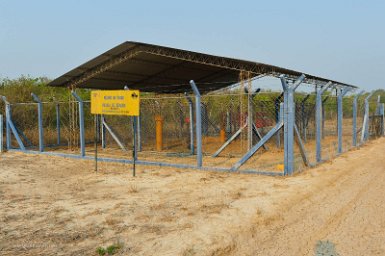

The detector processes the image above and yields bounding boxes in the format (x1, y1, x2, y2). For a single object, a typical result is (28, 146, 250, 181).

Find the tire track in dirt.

(240, 141, 385, 256)
(299, 164, 383, 255)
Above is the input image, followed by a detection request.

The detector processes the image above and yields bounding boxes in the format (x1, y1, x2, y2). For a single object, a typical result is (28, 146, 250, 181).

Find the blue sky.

(0, 0, 384, 90)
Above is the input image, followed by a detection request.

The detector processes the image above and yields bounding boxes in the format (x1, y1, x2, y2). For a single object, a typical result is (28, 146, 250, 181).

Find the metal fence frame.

(1, 75, 384, 176)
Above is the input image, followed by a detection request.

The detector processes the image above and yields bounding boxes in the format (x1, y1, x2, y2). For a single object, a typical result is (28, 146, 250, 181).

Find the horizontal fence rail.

(1, 76, 383, 176)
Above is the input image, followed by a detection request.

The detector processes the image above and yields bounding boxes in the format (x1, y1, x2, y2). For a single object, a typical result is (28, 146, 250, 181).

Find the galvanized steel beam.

(31, 93, 44, 152)
(337, 87, 350, 154)
(102, 118, 127, 151)
(190, 80, 202, 168)
(361, 92, 374, 143)
(281, 74, 305, 175)
(184, 93, 194, 155)
(352, 90, 364, 147)
(316, 82, 332, 162)
(231, 103, 284, 171)
(71, 91, 86, 157)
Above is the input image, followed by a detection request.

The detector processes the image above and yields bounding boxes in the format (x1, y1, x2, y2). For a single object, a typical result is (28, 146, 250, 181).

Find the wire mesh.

(3, 87, 383, 175)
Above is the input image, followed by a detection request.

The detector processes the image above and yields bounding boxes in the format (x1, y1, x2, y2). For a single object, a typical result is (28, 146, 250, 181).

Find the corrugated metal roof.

(48, 41, 357, 93)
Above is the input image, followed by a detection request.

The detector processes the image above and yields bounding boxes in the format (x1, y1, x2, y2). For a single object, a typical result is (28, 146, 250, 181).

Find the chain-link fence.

(1, 88, 384, 174)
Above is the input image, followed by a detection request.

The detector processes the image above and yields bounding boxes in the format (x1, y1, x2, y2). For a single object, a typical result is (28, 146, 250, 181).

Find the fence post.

(361, 92, 374, 144)
(56, 103, 61, 145)
(280, 74, 305, 175)
(375, 95, 381, 115)
(275, 93, 283, 148)
(0, 114, 3, 153)
(322, 97, 328, 139)
(337, 88, 350, 154)
(137, 115, 142, 152)
(247, 89, 253, 150)
(133, 116, 138, 160)
(190, 80, 202, 168)
(184, 93, 194, 155)
(101, 115, 106, 148)
(301, 94, 310, 142)
(71, 91, 85, 157)
(382, 103, 385, 136)
(315, 82, 332, 162)
(353, 91, 364, 147)
(2, 96, 11, 150)
(31, 93, 44, 152)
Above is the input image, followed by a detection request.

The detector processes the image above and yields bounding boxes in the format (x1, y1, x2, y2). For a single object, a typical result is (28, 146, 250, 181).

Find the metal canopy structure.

(49, 41, 357, 93)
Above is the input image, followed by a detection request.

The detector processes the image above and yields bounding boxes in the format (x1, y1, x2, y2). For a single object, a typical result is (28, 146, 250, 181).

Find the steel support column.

(316, 82, 332, 162)
(337, 88, 350, 154)
(361, 92, 374, 143)
(0, 114, 3, 152)
(375, 96, 381, 115)
(56, 103, 61, 145)
(185, 93, 194, 155)
(2, 96, 25, 150)
(281, 74, 305, 175)
(380, 103, 385, 136)
(31, 93, 44, 152)
(71, 91, 85, 157)
(1, 96, 11, 150)
(353, 91, 364, 147)
(301, 94, 310, 142)
(274, 93, 284, 148)
(190, 80, 202, 168)
(247, 89, 253, 150)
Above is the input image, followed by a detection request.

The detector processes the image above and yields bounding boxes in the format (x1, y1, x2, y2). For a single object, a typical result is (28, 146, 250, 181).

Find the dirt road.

(1, 138, 385, 255)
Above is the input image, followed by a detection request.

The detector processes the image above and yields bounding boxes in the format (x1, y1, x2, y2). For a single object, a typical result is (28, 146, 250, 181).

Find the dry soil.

(1, 138, 385, 255)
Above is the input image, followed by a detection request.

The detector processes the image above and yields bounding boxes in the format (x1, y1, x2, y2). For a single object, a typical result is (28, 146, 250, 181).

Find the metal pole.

(184, 93, 194, 155)
(137, 115, 142, 152)
(337, 88, 350, 154)
(247, 90, 253, 150)
(376, 95, 381, 115)
(316, 86, 322, 162)
(361, 92, 374, 143)
(337, 89, 343, 153)
(316, 82, 331, 163)
(101, 115, 106, 148)
(71, 91, 85, 157)
(275, 93, 283, 148)
(1, 96, 10, 150)
(231, 103, 284, 171)
(382, 103, 385, 136)
(322, 96, 329, 139)
(56, 103, 61, 145)
(280, 74, 305, 175)
(300, 94, 310, 142)
(190, 80, 202, 168)
(31, 93, 44, 152)
(2, 98, 25, 150)
(94, 114, 98, 172)
(353, 91, 364, 147)
(5, 104, 10, 150)
(0, 114, 3, 153)
(133, 116, 137, 177)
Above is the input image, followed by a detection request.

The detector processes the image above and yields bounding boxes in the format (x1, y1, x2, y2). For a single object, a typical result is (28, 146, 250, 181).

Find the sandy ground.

(1, 138, 385, 255)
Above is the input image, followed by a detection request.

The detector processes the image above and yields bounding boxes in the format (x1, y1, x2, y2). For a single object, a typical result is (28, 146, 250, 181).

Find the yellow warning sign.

(91, 90, 140, 116)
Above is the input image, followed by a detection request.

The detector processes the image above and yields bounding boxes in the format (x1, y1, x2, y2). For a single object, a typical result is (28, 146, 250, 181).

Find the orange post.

(220, 129, 226, 143)
(155, 115, 163, 151)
